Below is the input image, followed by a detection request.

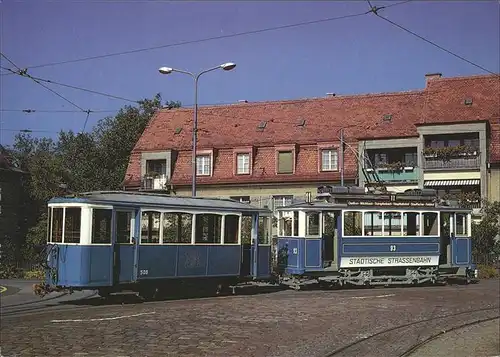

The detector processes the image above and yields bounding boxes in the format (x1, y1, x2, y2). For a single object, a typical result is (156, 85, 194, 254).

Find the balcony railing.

(364, 166, 419, 183)
(422, 155, 480, 170)
(142, 174, 168, 190)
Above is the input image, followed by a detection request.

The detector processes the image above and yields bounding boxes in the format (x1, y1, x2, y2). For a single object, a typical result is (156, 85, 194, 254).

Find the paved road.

(407, 317, 500, 357)
(1, 280, 499, 357)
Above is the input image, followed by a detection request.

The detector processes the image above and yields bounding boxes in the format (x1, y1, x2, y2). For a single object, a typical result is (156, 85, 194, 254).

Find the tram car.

(36, 191, 273, 299)
(276, 186, 478, 289)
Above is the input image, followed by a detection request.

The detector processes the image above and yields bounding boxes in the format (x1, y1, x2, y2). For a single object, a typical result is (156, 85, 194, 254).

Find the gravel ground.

(407, 318, 500, 357)
(1, 280, 499, 357)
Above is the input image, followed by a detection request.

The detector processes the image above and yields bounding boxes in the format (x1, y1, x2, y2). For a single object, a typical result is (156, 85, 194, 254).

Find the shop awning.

(424, 179, 480, 187)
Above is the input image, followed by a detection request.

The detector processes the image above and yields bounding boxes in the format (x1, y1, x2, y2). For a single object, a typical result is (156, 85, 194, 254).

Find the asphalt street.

(0, 279, 499, 357)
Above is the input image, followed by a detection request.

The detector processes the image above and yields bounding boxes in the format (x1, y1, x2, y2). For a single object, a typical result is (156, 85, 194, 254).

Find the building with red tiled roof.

(123, 72, 500, 209)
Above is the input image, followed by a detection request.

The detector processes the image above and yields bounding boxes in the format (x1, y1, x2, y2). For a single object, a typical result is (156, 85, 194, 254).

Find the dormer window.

(236, 153, 250, 174)
(196, 154, 211, 176)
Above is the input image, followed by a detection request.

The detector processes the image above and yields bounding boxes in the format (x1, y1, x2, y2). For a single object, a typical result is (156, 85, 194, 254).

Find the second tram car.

(37, 191, 273, 298)
(276, 186, 478, 289)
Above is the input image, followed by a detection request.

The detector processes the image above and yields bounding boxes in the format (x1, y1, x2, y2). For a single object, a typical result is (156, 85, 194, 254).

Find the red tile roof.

(125, 73, 500, 187)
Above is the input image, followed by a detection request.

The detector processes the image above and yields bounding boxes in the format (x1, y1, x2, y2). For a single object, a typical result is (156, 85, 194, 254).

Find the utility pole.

(340, 128, 344, 186)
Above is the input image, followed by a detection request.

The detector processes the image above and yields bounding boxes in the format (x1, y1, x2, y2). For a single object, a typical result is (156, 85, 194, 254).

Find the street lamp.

(158, 62, 236, 197)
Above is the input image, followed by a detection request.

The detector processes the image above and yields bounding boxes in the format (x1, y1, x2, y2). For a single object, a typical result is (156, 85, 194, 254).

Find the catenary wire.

(369, 7, 499, 76)
(2, 65, 139, 104)
(1, 54, 89, 112)
(3, 1, 412, 71)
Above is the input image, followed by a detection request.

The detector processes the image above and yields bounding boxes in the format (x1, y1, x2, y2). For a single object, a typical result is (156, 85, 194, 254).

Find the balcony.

(422, 146, 480, 170)
(364, 165, 419, 183)
(142, 174, 169, 190)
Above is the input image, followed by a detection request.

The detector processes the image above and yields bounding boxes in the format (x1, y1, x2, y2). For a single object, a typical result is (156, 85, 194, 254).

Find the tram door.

(439, 212, 451, 265)
(113, 210, 136, 284)
(322, 211, 339, 268)
(240, 215, 253, 277)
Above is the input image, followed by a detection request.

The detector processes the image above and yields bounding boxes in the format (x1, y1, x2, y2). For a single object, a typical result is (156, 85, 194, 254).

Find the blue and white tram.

(37, 191, 273, 298)
(276, 187, 478, 289)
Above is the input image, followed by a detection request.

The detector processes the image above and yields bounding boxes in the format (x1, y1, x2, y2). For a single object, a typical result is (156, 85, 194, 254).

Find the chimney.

(425, 72, 442, 87)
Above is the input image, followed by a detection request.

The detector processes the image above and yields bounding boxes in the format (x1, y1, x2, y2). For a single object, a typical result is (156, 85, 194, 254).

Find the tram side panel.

(136, 245, 242, 280)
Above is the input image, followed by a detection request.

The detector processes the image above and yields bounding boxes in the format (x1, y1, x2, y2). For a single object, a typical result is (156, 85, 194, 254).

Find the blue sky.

(1, 0, 499, 146)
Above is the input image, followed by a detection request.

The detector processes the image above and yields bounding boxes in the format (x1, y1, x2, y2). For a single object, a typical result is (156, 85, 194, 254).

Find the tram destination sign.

(346, 200, 435, 207)
(340, 256, 439, 268)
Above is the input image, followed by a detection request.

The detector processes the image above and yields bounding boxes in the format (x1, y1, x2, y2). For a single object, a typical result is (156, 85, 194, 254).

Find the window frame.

(276, 150, 295, 174)
(321, 149, 339, 172)
(63, 207, 82, 244)
(454, 212, 470, 237)
(91, 208, 113, 245)
(236, 152, 251, 175)
(305, 211, 321, 237)
(345, 209, 441, 237)
(140, 210, 161, 244)
(196, 154, 212, 176)
(115, 210, 135, 244)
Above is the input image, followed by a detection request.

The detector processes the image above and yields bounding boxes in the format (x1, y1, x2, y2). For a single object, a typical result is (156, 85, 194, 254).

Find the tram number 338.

(139, 269, 149, 276)
(390, 245, 397, 252)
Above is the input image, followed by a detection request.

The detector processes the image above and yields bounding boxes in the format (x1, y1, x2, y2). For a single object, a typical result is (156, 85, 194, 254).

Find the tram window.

(258, 216, 270, 244)
(64, 208, 81, 243)
(455, 213, 468, 236)
(224, 215, 239, 244)
(323, 213, 336, 237)
(92, 209, 112, 244)
(46, 207, 52, 243)
(162, 213, 192, 244)
(293, 211, 299, 236)
(343, 211, 362, 236)
(116, 211, 133, 244)
(241, 215, 252, 244)
(383, 212, 402, 236)
(363, 211, 383, 236)
(422, 212, 439, 236)
(306, 212, 320, 236)
(195, 214, 222, 243)
(403, 212, 420, 236)
(140, 211, 160, 244)
(280, 213, 293, 236)
(51, 208, 63, 243)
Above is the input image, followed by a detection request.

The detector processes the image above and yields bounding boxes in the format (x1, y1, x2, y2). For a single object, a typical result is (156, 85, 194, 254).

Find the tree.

(472, 200, 500, 264)
(7, 94, 179, 270)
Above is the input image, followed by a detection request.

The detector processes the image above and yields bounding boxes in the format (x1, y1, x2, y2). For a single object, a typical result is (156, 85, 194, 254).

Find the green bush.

(23, 268, 45, 280)
(478, 264, 499, 279)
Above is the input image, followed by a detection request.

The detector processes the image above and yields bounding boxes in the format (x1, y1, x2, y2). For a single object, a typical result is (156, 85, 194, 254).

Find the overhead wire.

(2, 1, 412, 71)
(1, 53, 89, 112)
(2, 66, 139, 104)
(367, 5, 499, 76)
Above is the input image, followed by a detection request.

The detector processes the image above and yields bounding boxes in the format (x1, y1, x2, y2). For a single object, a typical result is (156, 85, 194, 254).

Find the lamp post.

(158, 62, 236, 197)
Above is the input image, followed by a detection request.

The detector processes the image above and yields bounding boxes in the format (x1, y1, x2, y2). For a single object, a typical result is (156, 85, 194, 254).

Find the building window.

(277, 151, 293, 174)
(146, 159, 166, 176)
(236, 153, 250, 174)
(230, 196, 251, 204)
(196, 155, 211, 176)
(321, 149, 338, 171)
(273, 195, 293, 208)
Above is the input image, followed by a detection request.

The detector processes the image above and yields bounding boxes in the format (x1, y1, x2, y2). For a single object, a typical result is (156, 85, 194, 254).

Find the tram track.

(325, 306, 500, 357)
(399, 316, 500, 357)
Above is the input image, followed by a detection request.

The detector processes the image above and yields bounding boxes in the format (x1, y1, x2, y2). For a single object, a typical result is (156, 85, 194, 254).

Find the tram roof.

(276, 199, 472, 213)
(48, 191, 272, 214)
